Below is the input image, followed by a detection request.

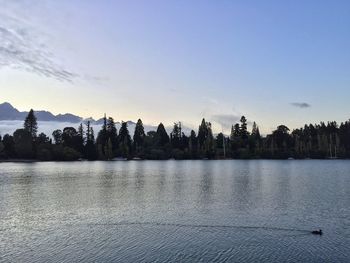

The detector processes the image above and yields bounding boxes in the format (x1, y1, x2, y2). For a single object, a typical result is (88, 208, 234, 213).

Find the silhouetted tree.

(170, 122, 182, 149)
(5, 106, 350, 160)
(24, 109, 38, 138)
(188, 130, 198, 158)
(106, 117, 118, 153)
(2, 134, 15, 158)
(13, 129, 34, 158)
(62, 127, 81, 154)
(133, 119, 145, 155)
(156, 123, 170, 146)
(240, 116, 249, 140)
(52, 129, 63, 144)
(118, 122, 132, 157)
(85, 121, 97, 160)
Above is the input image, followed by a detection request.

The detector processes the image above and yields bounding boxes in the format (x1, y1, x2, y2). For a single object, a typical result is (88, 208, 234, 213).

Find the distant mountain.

(0, 102, 193, 135)
(0, 102, 83, 123)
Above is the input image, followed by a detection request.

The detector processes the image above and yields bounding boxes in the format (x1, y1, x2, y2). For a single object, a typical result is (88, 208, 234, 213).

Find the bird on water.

(311, 229, 323, 235)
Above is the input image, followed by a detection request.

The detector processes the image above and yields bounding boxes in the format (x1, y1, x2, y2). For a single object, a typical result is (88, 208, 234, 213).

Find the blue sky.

(0, 0, 349, 133)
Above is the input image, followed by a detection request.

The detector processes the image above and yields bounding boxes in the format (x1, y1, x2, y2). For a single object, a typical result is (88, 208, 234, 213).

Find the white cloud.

(0, 1, 77, 82)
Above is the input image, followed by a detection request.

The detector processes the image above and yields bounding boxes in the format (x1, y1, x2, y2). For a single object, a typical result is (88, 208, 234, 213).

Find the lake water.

(0, 160, 349, 262)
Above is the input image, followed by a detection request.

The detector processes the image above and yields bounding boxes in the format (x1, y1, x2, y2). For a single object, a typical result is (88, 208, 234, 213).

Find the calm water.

(0, 160, 349, 262)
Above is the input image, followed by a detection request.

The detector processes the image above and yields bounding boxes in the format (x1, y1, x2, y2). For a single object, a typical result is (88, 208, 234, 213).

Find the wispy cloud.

(0, 4, 77, 82)
(290, 102, 311, 108)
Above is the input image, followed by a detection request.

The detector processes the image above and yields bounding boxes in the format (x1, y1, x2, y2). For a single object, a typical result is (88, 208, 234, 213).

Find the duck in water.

(311, 229, 323, 235)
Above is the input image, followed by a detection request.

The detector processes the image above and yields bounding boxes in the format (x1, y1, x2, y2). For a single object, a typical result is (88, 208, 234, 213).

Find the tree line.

(0, 109, 350, 161)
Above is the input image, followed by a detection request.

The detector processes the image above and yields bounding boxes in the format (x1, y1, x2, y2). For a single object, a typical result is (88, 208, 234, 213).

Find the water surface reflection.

(0, 160, 349, 262)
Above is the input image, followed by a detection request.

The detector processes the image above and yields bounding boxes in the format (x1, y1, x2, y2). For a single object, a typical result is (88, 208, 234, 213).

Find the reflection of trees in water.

(18, 165, 35, 214)
(133, 161, 145, 204)
(198, 161, 214, 209)
(99, 166, 115, 209)
(156, 161, 168, 196)
(232, 161, 251, 209)
(273, 162, 292, 211)
(172, 161, 185, 200)
(230, 161, 264, 212)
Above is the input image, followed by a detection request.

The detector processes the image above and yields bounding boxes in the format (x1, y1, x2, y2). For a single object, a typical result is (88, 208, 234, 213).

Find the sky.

(0, 0, 349, 134)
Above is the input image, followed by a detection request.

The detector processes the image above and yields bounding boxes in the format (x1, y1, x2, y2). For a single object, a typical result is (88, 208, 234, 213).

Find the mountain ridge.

(0, 102, 104, 124)
(0, 102, 193, 135)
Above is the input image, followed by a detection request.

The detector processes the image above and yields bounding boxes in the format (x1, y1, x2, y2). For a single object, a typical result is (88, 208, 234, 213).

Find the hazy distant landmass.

(0, 102, 93, 123)
(0, 102, 144, 128)
(0, 102, 192, 137)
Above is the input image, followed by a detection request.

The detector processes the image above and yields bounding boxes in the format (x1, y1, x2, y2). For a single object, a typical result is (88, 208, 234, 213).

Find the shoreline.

(0, 158, 348, 163)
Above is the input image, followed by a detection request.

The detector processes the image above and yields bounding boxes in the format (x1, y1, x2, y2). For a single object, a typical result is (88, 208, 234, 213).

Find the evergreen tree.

(105, 138, 113, 160)
(106, 117, 118, 152)
(250, 121, 261, 155)
(230, 125, 235, 141)
(156, 123, 170, 146)
(85, 122, 97, 160)
(240, 116, 248, 140)
(77, 123, 85, 153)
(197, 118, 207, 150)
(90, 127, 95, 142)
(251, 122, 259, 138)
(170, 122, 182, 149)
(96, 114, 109, 159)
(78, 123, 84, 143)
(118, 122, 132, 157)
(0, 135, 4, 158)
(24, 109, 38, 138)
(86, 121, 91, 142)
(204, 121, 215, 157)
(188, 130, 198, 157)
(197, 118, 214, 157)
(233, 123, 240, 137)
(133, 119, 145, 153)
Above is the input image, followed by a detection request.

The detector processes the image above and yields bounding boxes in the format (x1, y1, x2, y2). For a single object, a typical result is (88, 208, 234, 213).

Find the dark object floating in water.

(311, 229, 323, 235)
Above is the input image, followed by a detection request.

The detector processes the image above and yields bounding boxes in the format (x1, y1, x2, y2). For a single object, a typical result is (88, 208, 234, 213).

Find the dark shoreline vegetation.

(0, 109, 350, 161)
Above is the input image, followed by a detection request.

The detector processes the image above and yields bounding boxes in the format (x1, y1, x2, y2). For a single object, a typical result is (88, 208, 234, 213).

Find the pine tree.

(230, 125, 235, 141)
(24, 109, 38, 138)
(106, 117, 118, 151)
(240, 116, 248, 139)
(118, 122, 131, 157)
(204, 122, 214, 157)
(133, 119, 145, 152)
(197, 118, 207, 150)
(84, 121, 96, 160)
(156, 123, 170, 146)
(170, 122, 182, 149)
(96, 114, 109, 157)
(78, 123, 85, 152)
(86, 121, 91, 142)
(251, 122, 258, 137)
(90, 127, 95, 142)
(233, 123, 240, 137)
(105, 138, 113, 160)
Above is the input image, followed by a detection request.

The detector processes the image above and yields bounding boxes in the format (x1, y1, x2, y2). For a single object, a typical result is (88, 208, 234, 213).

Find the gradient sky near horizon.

(0, 0, 349, 133)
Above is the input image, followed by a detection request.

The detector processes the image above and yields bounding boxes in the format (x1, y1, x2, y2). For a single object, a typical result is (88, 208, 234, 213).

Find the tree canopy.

(1, 110, 350, 161)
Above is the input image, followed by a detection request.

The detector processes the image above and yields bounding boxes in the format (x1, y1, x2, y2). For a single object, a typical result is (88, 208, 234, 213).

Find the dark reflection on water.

(0, 160, 349, 262)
